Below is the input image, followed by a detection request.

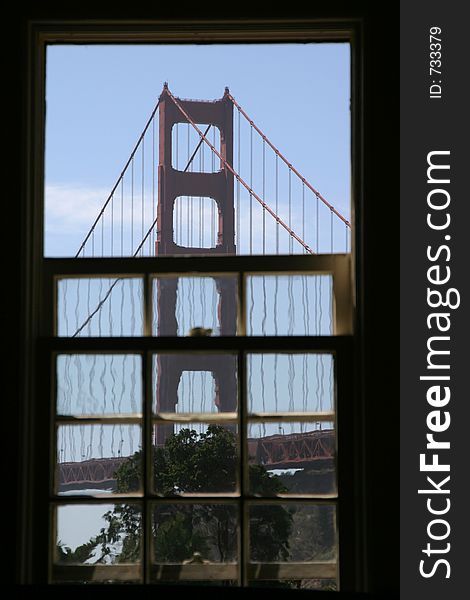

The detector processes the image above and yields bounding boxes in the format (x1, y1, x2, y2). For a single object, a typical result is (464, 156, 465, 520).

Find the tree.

(57, 425, 292, 563)
(58, 425, 293, 565)
(115, 425, 293, 563)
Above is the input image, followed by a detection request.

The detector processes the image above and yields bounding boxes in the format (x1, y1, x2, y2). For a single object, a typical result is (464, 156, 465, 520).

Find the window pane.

(248, 422, 336, 496)
(57, 278, 143, 337)
(45, 45, 350, 259)
(54, 503, 142, 566)
(249, 503, 337, 563)
(248, 354, 334, 413)
(153, 354, 238, 414)
(152, 275, 237, 336)
(56, 425, 142, 495)
(152, 503, 238, 564)
(153, 423, 238, 495)
(246, 275, 333, 335)
(56, 354, 142, 416)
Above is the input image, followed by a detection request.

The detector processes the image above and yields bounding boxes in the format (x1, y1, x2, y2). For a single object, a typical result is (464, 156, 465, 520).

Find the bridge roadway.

(58, 428, 334, 492)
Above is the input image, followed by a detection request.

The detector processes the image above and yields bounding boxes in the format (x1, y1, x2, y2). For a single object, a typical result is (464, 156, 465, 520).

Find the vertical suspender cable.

(187, 124, 190, 247)
(316, 193, 319, 254)
(141, 137, 145, 257)
(330, 209, 334, 253)
(199, 148, 203, 247)
(302, 183, 305, 254)
(131, 157, 134, 254)
(120, 178, 124, 256)
(288, 167, 292, 254)
(101, 210, 104, 257)
(275, 154, 279, 254)
(152, 116, 156, 254)
(262, 139, 266, 254)
(250, 124, 253, 254)
(237, 109, 241, 252)
(111, 193, 114, 256)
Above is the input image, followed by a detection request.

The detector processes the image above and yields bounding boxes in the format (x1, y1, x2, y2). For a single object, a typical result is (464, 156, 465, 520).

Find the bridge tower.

(155, 85, 237, 442)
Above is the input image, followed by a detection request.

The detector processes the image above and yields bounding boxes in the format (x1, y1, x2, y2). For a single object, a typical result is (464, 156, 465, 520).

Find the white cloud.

(45, 183, 112, 233)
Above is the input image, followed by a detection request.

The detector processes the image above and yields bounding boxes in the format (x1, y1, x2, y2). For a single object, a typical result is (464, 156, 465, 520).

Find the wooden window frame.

(19, 17, 367, 591)
(39, 254, 353, 586)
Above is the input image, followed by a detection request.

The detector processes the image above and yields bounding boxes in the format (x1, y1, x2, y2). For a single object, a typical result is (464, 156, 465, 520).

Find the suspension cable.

(226, 92, 351, 228)
(75, 98, 161, 257)
(166, 88, 315, 255)
(71, 133, 209, 338)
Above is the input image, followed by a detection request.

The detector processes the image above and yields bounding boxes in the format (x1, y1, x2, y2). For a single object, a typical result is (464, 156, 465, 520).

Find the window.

(43, 254, 353, 587)
(17, 17, 382, 587)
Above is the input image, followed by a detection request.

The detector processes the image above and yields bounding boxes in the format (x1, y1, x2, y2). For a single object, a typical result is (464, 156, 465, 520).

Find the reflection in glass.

(248, 422, 336, 495)
(153, 354, 237, 414)
(152, 503, 238, 564)
(56, 425, 141, 495)
(57, 278, 143, 337)
(152, 423, 238, 495)
(249, 503, 337, 563)
(246, 275, 333, 336)
(56, 354, 142, 416)
(248, 354, 334, 413)
(55, 503, 142, 565)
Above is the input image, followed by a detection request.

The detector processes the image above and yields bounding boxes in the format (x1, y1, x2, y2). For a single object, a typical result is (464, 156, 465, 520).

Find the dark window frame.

(12, 13, 399, 595)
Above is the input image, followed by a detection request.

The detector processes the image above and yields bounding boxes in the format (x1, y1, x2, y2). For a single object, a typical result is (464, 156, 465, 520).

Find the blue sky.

(46, 42, 349, 552)
(45, 43, 351, 256)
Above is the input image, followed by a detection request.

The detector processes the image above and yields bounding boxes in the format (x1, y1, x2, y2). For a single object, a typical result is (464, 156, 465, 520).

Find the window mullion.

(238, 349, 249, 587)
(143, 349, 152, 583)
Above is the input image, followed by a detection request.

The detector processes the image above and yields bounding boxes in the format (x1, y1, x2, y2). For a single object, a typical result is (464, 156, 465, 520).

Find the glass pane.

(57, 354, 142, 416)
(152, 275, 237, 336)
(152, 503, 238, 564)
(249, 503, 337, 563)
(248, 422, 336, 495)
(246, 275, 333, 335)
(54, 503, 142, 565)
(46, 46, 350, 259)
(153, 354, 238, 414)
(248, 354, 334, 413)
(153, 423, 238, 495)
(56, 425, 141, 495)
(57, 278, 143, 337)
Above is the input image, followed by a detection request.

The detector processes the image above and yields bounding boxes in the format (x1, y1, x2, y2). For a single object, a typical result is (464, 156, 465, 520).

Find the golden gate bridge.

(57, 84, 348, 491)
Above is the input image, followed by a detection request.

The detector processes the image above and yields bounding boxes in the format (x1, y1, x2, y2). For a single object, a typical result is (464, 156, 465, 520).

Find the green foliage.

(154, 425, 238, 495)
(57, 426, 293, 566)
(153, 509, 211, 562)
